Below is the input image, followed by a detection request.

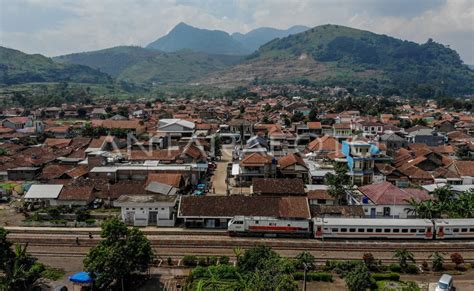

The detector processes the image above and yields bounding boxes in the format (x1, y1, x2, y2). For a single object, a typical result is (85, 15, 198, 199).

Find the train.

(227, 216, 474, 240)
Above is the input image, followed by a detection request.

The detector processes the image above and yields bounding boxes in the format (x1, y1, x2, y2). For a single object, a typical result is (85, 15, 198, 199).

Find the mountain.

(201, 24, 474, 96)
(55, 46, 243, 84)
(147, 22, 250, 55)
(232, 25, 309, 52)
(469, 65, 474, 70)
(0, 46, 112, 85)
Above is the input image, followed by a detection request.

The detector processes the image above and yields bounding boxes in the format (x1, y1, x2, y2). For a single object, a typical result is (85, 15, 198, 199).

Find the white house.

(349, 182, 432, 218)
(24, 184, 63, 206)
(115, 194, 178, 227)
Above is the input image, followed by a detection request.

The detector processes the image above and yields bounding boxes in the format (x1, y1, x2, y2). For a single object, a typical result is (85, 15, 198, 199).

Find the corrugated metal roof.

(25, 184, 63, 199)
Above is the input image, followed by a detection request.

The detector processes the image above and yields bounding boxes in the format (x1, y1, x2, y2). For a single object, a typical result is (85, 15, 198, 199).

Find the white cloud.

(0, 0, 472, 63)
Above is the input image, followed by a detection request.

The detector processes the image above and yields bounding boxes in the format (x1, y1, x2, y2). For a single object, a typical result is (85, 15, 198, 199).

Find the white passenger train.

(227, 216, 474, 240)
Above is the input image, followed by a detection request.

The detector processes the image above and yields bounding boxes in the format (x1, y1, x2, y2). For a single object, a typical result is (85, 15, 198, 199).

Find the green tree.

(325, 163, 351, 204)
(345, 264, 371, 291)
(237, 245, 278, 272)
(0, 227, 14, 271)
(308, 107, 319, 122)
(83, 218, 154, 289)
(430, 251, 444, 271)
(291, 111, 305, 122)
(1, 243, 46, 291)
(295, 251, 316, 270)
(394, 248, 415, 271)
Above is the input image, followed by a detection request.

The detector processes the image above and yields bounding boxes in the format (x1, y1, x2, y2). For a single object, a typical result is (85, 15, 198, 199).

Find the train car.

(228, 216, 312, 237)
(433, 219, 474, 239)
(313, 218, 434, 240)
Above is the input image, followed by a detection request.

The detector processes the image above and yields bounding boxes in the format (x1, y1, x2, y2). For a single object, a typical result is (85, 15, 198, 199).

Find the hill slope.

(201, 24, 474, 96)
(55, 46, 243, 84)
(0, 46, 112, 85)
(147, 22, 250, 55)
(232, 25, 309, 52)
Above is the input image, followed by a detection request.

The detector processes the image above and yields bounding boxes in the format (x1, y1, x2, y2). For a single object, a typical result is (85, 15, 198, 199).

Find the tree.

(0, 227, 14, 271)
(450, 253, 464, 269)
(394, 248, 415, 271)
(362, 252, 377, 271)
(308, 107, 318, 122)
(345, 264, 371, 291)
(83, 218, 154, 289)
(77, 108, 87, 118)
(325, 163, 351, 204)
(237, 245, 278, 272)
(212, 134, 222, 159)
(0, 237, 46, 291)
(430, 251, 444, 271)
(233, 246, 244, 262)
(295, 251, 316, 270)
(291, 111, 304, 122)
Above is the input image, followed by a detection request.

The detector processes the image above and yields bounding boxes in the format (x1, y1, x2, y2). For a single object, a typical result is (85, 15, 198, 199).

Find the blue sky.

(1, 0, 473, 63)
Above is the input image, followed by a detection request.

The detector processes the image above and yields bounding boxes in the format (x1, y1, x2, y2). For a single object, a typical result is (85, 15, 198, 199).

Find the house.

(307, 189, 337, 206)
(2, 117, 33, 130)
(309, 205, 365, 218)
(92, 120, 145, 135)
(115, 194, 178, 227)
(278, 153, 308, 181)
(251, 178, 305, 196)
(333, 123, 352, 140)
(380, 133, 408, 155)
(405, 126, 445, 146)
(157, 119, 195, 138)
(56, 185, 95, 206)
(305, 159, 335, 184)
(24, 184, 63, 206)
(447, 160, 474, 185)
(235, 153, 276, 186)
(305, 135, 340, 158)
(356, 121, 384, 137)
(90, 108, 107, 119)
(145, 182, 178, 196)
(351, 182, 432, 218)
(178, 196, 311, 228)
(7, 167, 41, 180)
(341, 141, 379, 186)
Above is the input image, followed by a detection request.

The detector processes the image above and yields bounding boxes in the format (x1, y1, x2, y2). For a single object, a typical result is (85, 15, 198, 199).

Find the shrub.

(293, 272, 333, 282)
(325, 260, 362, 277)
(84, 218, 96, 225)
(451, 253, 464, 268)
(406, 264, 419, 274)
(371, 273, 400, 281)
(208, 256, 218, 266)
(219, 256, 230, 265)
(41, 266, 65, 281)
(363, 253, 376, 270)
(182, 255, 197, 267)
(47, 208, 61, 219)
(167, 257, 173, 265)
(198, 257, 207, 266)
(190, 266, 207, 279)
(389, 263, 402, 273)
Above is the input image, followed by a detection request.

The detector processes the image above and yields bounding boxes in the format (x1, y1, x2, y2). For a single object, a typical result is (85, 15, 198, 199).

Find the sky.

(1, 0, 473, 63)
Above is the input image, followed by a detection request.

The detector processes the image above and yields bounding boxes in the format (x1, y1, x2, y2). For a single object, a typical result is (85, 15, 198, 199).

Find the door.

(148, 211, 158, 225)
(125, 211, 134, 225)
(370, 208, 376, 218)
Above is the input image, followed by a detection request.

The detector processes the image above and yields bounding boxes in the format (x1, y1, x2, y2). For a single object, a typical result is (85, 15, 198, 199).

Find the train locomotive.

(228, 216, 474, 240)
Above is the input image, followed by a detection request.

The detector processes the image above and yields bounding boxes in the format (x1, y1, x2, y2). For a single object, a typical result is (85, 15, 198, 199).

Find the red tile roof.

(358, 182, 431, 205)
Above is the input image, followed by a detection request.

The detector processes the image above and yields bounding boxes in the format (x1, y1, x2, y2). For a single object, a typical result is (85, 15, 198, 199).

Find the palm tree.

(433, 185, 454, 204)
(404, 197, 420, 218)
(430, 251, 444, 271)
(394, 248, 415, 271)
(233, 246, 244, 263)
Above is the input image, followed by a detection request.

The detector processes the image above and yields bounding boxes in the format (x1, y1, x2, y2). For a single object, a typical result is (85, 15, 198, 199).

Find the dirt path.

(210, 145, 232, 195)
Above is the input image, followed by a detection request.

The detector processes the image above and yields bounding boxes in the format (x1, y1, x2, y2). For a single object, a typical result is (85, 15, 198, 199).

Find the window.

(140, 208, 143, 210)
(453, 228, 459, 233)
(410, 229, 417, 233)
(234, 221, 243, 225)
(402, 229, 408, 233)
(255, 221, 259, 224)
(332, 228, 339, 232)
(393, 229, 400, 233)
(358, 228, 365, 232)
(126, 208, 129, 210)
(470, 228, 474, 232)
(349, 228, 356, 233)
(161, 208, 165, 210)
(367, 228, 374, 233)
(461, 228, 468, 233)
(375, 229, 382, 233)
(418, 229, 425, 233)
(384, 229, 391, 233)
(341, 228, 347, 232)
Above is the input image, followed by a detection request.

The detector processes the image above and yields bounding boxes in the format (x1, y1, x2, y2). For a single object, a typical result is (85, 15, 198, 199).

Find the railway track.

(8, 233, 474, 252)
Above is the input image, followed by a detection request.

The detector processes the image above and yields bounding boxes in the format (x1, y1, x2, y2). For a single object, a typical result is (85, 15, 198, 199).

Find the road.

(210, 145, 232, 195)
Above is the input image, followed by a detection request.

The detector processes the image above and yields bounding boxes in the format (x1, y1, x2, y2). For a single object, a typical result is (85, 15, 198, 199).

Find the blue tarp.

(197, 184, 206, 190)
(69, 272, 93, 284)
